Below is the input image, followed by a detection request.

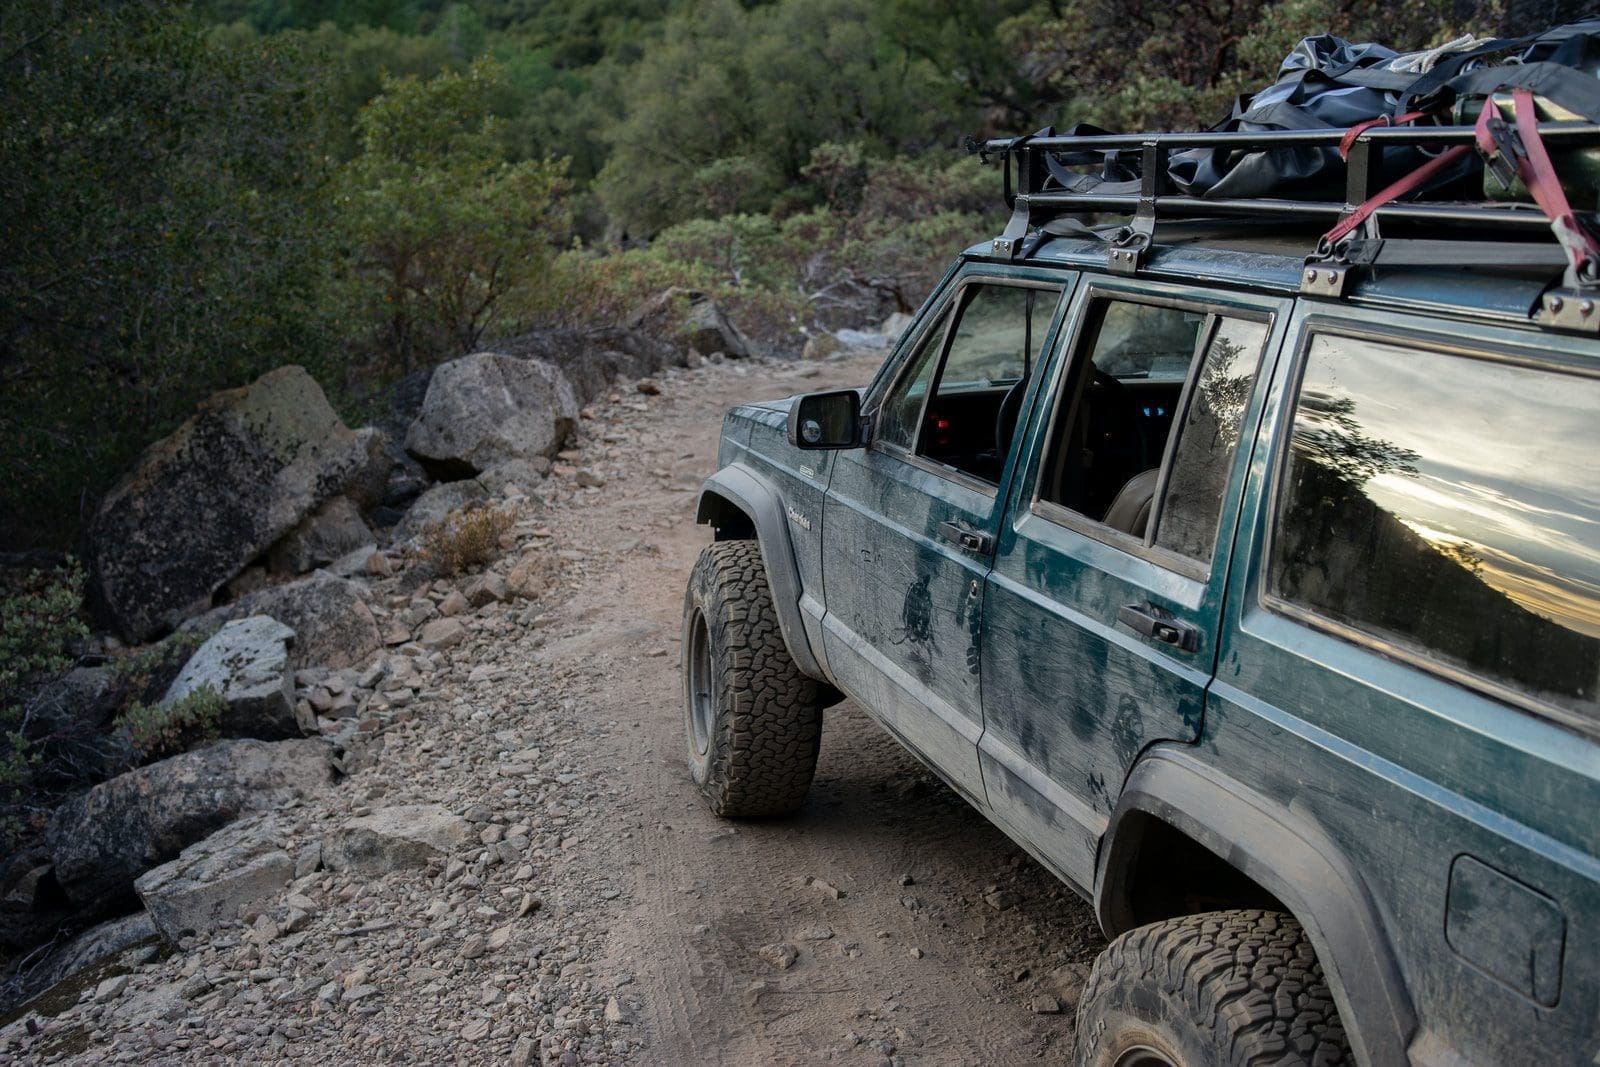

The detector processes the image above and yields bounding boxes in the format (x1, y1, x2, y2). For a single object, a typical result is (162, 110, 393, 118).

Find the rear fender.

(1098, 748, 1416, 1067)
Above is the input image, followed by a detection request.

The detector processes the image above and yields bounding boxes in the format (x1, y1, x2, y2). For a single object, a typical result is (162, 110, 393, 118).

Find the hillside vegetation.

(0, 0, 1573, 548)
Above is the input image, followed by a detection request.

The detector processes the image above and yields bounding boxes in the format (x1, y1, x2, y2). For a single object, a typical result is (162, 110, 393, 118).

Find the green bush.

(116, 687, 226, 763)
(0, 563, 89, 844)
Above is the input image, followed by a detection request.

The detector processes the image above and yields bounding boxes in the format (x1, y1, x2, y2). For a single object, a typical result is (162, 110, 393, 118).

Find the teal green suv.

(681, 124, 1600, 1066)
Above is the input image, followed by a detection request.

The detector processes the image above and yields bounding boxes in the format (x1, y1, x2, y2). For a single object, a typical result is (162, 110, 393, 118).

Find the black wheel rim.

(687, 607, 713, 758)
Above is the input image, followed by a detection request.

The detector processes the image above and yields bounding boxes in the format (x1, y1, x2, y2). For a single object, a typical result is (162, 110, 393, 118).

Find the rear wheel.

(682, 540, 822, 817)
(1073, 909, 1350, 1067)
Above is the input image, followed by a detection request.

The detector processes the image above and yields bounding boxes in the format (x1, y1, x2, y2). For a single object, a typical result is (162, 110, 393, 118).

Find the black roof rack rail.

(975, 124, 1600, 331)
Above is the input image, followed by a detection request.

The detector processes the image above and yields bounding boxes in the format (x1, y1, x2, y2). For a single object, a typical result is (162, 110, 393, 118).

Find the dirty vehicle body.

(684, 124, 1600, 1066)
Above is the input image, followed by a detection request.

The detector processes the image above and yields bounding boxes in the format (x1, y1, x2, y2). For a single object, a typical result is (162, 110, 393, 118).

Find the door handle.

(936, 519, 994, 555)
(1117, 603, 1200, 652)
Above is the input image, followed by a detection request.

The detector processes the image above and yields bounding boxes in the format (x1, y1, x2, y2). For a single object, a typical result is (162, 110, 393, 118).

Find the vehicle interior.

(1038, 302, 1204, 536)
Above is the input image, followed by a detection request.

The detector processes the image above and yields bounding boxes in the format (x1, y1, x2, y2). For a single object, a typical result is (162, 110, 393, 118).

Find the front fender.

(695, 463, 825, 681)
(1099, 748, 1417, 1067)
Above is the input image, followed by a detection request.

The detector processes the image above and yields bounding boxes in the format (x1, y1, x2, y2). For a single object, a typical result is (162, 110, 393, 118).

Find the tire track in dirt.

(536, 354, 1106, 1064)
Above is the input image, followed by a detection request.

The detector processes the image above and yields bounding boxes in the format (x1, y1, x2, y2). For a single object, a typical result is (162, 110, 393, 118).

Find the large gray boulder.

(497, 325, 681, 403)
(47, 738, 333, 911)
(395, 480, 487, 543)
(406, 353, 579, 478)
(162, 616, 298, 740)
(135, 814, 293, 941)
(188, 571, 380, 670)
(266, 496, 373, 575)
(88, 366, 368, 642)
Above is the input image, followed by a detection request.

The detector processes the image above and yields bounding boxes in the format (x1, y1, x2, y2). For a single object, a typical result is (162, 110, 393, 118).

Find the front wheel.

(1073, 909, 1350, 1067)
(682, 540, 822, 817)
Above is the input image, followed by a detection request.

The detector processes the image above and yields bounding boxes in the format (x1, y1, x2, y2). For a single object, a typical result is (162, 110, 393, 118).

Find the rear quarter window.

(1269, 331, 1600, 732)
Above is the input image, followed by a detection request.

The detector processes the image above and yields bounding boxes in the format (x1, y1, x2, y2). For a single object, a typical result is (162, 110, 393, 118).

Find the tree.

(0, 0, 340, 550)
(336, 59, 570, 372)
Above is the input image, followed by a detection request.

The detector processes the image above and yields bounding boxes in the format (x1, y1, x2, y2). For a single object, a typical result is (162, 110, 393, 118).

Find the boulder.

(266, 496, 374, 575)
(879, 311, 915, 340)
(88, 366, 369, 642)
(0, 912, 158, 1015)
(802, 333, 844, 361)
(47, 738, 333, 910)
(321, 804, 471, 873)
(476, 458, 549, 498)
(395, 481, 487, 542)
(405, 353, 579, 479)
(497, 325, 681, 403)
(343, 427, 397, 510)
(161, 616, 298, 740)
(134, 814, 293, 940)
(199, 572, 380, 670)
(627, 288, 752, 359)
(834, 327, 889, 350)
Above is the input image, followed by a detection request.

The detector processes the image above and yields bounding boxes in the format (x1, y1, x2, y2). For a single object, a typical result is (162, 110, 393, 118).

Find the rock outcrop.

(47, 738, 333, 911)
(161, 616, 299, 740)
(321, 804, 471, 873)
(135, 815, 294, 941)
(267, 496, 374, 575)
(406, 353, 579, 478)
(87, 366, 368, 642)
(199, 571, 381, 670)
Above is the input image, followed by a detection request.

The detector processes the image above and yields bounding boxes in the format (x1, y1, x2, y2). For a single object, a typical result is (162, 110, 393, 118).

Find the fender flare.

(1098, 748, 1416, 1067)
(695, 463, 826, 681)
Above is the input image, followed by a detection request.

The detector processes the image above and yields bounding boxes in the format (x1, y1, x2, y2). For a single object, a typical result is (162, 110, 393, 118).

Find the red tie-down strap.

(1337, 110, 1431, 162)
(1505, 88, 1600, 280)
(1323, 91, 1600, 279)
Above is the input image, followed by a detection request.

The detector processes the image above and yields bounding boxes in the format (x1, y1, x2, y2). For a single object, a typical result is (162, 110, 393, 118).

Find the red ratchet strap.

(1337, 110, 1429, 161)
(1507, 88, 1600, 277)
(1321, 107, 1487, 246)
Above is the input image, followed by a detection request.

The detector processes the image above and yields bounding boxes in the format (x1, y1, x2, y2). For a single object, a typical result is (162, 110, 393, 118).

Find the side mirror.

(787, 389, 865, 450)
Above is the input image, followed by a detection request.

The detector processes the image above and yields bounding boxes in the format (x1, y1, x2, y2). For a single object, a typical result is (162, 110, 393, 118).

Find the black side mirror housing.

(786, 389, 865, 450)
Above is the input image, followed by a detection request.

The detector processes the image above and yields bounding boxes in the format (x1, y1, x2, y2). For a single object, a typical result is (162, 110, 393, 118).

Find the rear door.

(821, 266, 1072, 804)
(978, 277, 1288, 887)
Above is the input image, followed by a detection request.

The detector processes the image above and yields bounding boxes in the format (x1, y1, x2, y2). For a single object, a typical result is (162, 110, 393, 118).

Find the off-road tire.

(1074, 909, 1350, 1067)
(682, 540, 822, 817)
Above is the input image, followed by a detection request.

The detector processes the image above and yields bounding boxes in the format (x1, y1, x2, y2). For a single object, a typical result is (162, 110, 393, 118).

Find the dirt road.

(547, 352, 1105, 1064)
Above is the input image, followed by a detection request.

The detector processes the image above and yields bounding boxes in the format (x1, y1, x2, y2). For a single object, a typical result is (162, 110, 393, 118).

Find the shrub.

(0, 562, 90, 845)
(116, 686, 225, 763)
(419, 504, 516, 575)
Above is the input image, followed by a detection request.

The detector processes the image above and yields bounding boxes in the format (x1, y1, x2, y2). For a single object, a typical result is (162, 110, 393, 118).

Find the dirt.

(2, 350, 1107, 1065)
(544, 351, 1106, 1064)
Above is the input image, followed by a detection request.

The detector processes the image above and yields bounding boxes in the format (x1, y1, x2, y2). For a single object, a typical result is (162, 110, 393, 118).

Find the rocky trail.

(3, 351, 1104, 1066)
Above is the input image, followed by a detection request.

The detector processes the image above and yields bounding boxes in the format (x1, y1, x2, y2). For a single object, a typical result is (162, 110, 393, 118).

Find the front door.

(821, 271, 1071, 803)
(978, 279, 1286, 888)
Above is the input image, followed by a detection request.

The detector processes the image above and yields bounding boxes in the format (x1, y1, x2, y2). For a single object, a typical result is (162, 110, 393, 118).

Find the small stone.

(898, 873, 915, 886)
(365, 552, 392, 577)
(812, 878, 843, 900)
(636, 378, 661, 396)
(515, 893, 540, 918)
(984, 889, 1022, 911)
(342, 984, 379, 1004)
(510, 1036, 537, 1067)
(797, 925, 834, 941)
(94, 975, 129, 1003)
(487, 925, 514, 951)
(574, 468, 605, 488)
(461, 1018, 491, 1042)
(909, 947, 924, 959)
(460, 934, 486, 960)
(604, 996, 631, 1024)
(439, 590, 469, 617)
(1029, 995, 1063, 1015)
(756, 942, 799, 970)
(418, 617, 466, 651)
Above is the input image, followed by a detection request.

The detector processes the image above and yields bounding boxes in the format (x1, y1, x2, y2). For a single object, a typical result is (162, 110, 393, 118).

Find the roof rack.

(975, 123, 1600, 330)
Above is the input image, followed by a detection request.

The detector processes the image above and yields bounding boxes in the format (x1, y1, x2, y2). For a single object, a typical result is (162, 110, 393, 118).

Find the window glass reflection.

(1274, 334, 1600, 721)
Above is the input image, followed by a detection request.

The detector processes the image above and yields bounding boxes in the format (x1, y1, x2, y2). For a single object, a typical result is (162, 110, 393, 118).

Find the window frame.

(1260, 318, 1600, 738)
(868, 275, 1065, 497)
(1028, 282, 1274, 583)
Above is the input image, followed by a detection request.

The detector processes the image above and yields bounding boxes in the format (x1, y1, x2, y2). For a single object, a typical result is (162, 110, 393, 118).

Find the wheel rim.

(687, 607, 713, 759)
(1112, 1045, 1180, 1067)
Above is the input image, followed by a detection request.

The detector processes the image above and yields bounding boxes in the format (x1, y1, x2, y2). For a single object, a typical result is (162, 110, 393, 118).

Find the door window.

(1037, 298, 1268, 568)
(873, 282, 1057, 484)
(1271, 333, 1600, 729)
